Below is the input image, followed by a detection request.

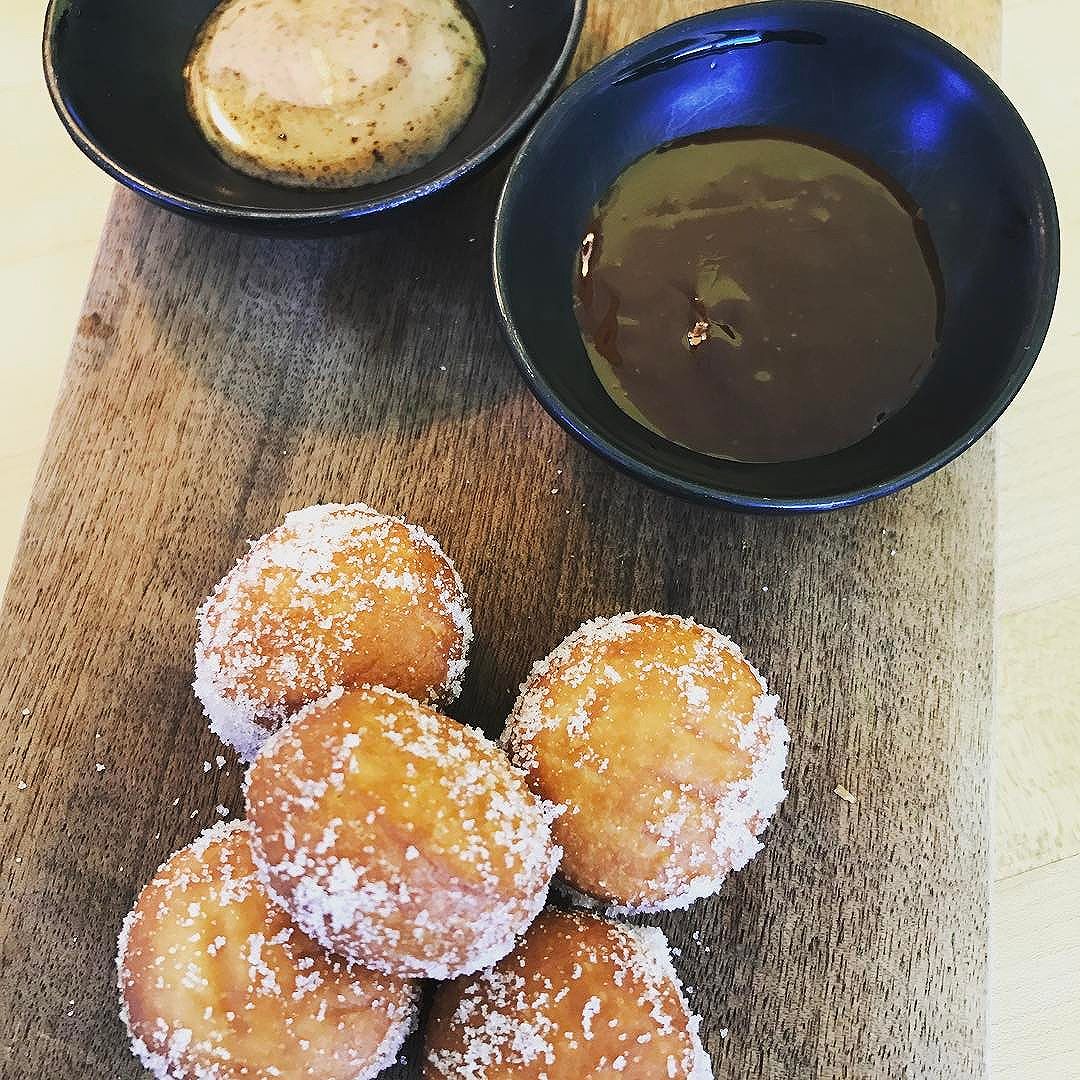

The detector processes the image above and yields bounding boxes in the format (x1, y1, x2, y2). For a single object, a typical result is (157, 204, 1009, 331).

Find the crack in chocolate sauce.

(573, 129, 943, 462)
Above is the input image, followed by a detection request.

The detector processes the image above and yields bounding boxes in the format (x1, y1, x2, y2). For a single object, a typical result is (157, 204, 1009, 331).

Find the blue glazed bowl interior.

(494, 1, 1058, 510)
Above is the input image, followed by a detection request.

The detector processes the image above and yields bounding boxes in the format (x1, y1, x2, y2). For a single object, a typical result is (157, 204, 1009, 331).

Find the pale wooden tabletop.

(2, 0, 1076, 1075)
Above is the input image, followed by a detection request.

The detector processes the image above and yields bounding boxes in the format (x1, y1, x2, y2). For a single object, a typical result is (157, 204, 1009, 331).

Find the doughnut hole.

(502, 612, 788, 913)
(195, 503, 472, 759)
(246, 685, 560, 979)
(117, 820, 417, 1080)
(425, 909, 711, 1079)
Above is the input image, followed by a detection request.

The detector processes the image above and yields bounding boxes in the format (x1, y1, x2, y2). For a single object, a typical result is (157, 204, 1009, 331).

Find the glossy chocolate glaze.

(573, 130, 943, 462)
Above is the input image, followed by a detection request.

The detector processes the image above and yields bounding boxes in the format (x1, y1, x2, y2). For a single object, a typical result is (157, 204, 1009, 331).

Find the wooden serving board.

(0, 2, 999, 1077)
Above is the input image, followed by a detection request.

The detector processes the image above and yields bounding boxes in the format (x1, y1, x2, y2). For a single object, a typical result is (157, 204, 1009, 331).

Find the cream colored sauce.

(185, 0, 485, 188)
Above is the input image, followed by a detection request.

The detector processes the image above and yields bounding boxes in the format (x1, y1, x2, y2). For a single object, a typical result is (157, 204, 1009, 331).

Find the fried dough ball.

(246, 685, 561, 980)
(424, 909, 712, 1079)
(117, 820, 418, 1080)
(501, 612, 788, 914)
(194, 503, 472, 760)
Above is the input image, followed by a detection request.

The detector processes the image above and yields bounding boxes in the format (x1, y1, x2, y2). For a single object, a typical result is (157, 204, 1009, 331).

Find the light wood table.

(2, 0, 1076, 1075)
(990, 5, 1080, 1077)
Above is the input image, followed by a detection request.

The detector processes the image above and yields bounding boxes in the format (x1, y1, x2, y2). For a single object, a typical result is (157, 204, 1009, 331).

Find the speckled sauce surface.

(185, 0, 485, 187)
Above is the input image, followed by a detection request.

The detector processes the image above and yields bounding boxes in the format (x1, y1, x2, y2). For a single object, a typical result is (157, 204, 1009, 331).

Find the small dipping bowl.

(494, 2, 1059, 512)
(43, 0, 584, 230)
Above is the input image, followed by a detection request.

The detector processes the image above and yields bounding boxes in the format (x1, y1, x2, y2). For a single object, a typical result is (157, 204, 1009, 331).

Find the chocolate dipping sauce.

(573, 130, 943, 462)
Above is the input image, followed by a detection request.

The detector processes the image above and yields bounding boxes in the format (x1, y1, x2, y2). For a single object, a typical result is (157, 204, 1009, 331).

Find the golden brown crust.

(501, 612, 788, 912)
(194, 503, 472, 759)
(424, 909, 709, 1079)
(116, 820, 417, 1080)
(245, 686, 560, 980)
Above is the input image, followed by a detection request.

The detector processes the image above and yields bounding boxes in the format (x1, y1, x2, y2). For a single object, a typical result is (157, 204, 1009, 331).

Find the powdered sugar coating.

(501, 612, 789, 914)
(622, 925, 713, 1080)
(425, 909, 713, 1079)
(117, 819, 418, 1080)
(246, 685, 562, 980)
(194, 503, 473, 760)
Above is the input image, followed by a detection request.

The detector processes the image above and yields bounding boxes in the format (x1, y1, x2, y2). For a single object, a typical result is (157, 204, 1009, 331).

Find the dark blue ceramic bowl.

(43, 0, 584, 230)
(494, 1, 1059, 512)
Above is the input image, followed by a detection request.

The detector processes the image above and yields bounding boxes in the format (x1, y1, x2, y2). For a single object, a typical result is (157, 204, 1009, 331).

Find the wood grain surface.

(0, 2, 1000, 1077)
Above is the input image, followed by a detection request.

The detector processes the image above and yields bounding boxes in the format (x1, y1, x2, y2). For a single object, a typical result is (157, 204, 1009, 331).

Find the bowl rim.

(492, 0, 1060, 513)
(42, 0, 587, 224)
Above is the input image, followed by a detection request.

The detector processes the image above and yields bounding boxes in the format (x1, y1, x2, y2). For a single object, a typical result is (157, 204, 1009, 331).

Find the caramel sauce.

(184, 0, 485, 189)
(573, 130, 943, 462)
